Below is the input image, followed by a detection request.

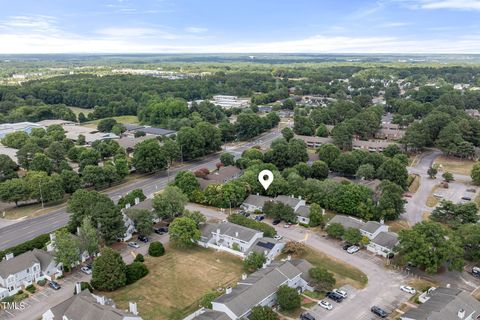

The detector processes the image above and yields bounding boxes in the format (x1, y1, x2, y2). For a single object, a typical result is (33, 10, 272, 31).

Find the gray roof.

(127, 198, 153, 212)
(361, 221, 383, 234)
(247, 237, 282, 255)
(205, 166, 242, 183)
(274, 195, 302, 209)
(242, 194, 272, 208)
(0, 249, 54, 279)
(117, 136, 152, 150)
(123, 124, 144, 131)
(196, 177, 218, 191)
(192, 310, 230, 320)
(200, 222, 262, 243)
(296, 205, 311, 218)
(49, 290, 141, 320)
(401, 287, 480, 320)
(135, 127, 175, 136)
(214, 260, 308, 318)
(371, 232, 398, 250)
(328, 215, 365, 230)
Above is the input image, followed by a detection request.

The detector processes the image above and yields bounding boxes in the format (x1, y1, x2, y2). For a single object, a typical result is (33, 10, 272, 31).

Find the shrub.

(134, 253, 145, 262)
(0, 233, 50, 259)
(126, 262, 149, 285)
(199, 291, 221, 309)
(277, 285, 301, 311)
(227, 214, 276, 237)
(148, 241, 165, 257)
(37, 279, 46, 286)
(78, 281, 93, 293)
(25, 285, 36, 294)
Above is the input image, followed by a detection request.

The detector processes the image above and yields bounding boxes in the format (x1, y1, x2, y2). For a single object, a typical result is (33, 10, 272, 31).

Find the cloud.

(0, 15, 60, 34)
(96, 27, 178, 39)
(185, 26, 208, 33)
(379, 22, 410, 27)
(398, 0, 480, 11)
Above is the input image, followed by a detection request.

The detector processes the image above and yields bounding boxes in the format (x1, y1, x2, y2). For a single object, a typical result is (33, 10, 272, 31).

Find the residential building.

(247, 237, 285, 262)
(400, 287, 480, 320)
(257, 105, 273, 113)
(274, 195, 305, 212)
(295, 205, 311, 225)
(209, 259, 314, 319)
(62, 124, 119, 144)
(0, 122, 44, 138)
(117, 135, 152, 154)
(197, 166, 242, 190)
(0, 249, 61, 298)
(42, 287, 142, 320)
(36, 119, 75, 126)
(294, 135, 334, 148)
(210, 95, 250, 109)
(352, 139, 396, 152)
(327, 215, 397, 257)
(374, 127, 406, 140)
(240, 194, 272, 212)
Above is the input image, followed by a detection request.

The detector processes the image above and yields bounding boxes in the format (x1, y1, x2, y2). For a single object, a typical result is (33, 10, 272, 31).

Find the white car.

(400, 285, 416, 294)
(80, 266, 92, 275)
(347, 245, 360, 254)
(333, 288, 348, 298)
(283, 223, 291, 228)
(274, 235, 283, 240)
(318, 300, 333, 310)
(128, 241, 140, 248)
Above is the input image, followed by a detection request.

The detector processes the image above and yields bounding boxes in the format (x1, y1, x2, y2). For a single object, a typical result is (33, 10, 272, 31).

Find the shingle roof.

(214, 260, 307, 318)
(361, 221, 383, 234)
(328, 215, 365, 230)
(371, 232, 398, 250)
(401, 287, 480, 320)
(247, 237, 282, 255)
(274, 195, 302, 209)
(296, 205, 311, 218)
(127, 198, 153, 212)
(0, 249, 54, 279)
(200, 222, 262, 243)
(49, 290, 141, 320)
(242, 194, 272, 208)
(192, 310, 230, 320)
(205, 166, 242, 183)
(135, 127, 175, 136)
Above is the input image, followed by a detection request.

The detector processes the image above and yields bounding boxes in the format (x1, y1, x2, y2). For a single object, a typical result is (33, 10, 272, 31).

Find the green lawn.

(68, 106, 92, 116)
(82, 115, 140, 128)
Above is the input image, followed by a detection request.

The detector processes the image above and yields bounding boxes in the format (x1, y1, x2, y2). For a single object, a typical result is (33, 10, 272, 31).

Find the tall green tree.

(127, 209, 154, 236)
(0, 154, 18, 182)
(132, 139, 167, 173)
(277, 285, 301, 311)
(309, 267, 336, 292)
(78, 216, 100, 256)
(168, 217, 201, 247)
(249, 306, 278, 320)
(53, 229, 80, 271)
(152, 186, 188, 219)
(91, 247, 127, 291)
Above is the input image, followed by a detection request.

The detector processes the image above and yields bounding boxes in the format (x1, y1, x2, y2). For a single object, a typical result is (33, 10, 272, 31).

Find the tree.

(77, 134, 86, 145)
(309, 267, 336, 292)
(134, 254, 144, 262)
(91, 247, 126, 291)
(117, 189, 146, 209)
(26, 171, 65, 204)
(356, 164, 376, 180)
(0, 154, 18, 182)
(243, 251, 266, 272)
(316, 124, 329, 137)
(331, 122, 353, 150)
(325, 223, 345, 239)
(81, 165, 108, 189)
(308, 203, 325, 227)
(431, 200, 479, 227)
(162, 139, 181, 165)
(471, 162, 480, 185)
(53, 229, 80, 271)
(317, 144, 340, 166)
(458, 224, 480, 262)
(114, 157, 129, 179)
(78, 112, 87, 123)
(310, 160, 329, 180)
(263, 201, 297, 223)
(182, 210, 206, 226)
(277, 285, 301, 311)
(343, 227, 362, 245)
(78, 216, 99, 257)
(199, 291, 220, 309)
(30, 153, 54, 174)
(125, 262, 149, 285)
(1, 131, 29, 149)
(127, 209, 153, 236)
(377, 158, 408, 189)
(331, 153, 360, 176)
(45, 141, 66, 168)
(220, 153, 235, 166)
(132, 139, 167, 173)
(442, 172, 454, 182)
(153, 186, 188, 219)
(281, 127, 294, 142)
(148, 241, 165, 257)
(293, 115, 315, 136)
(0, 178, 30, 205)
(169, 217, 201, 247)
(250, 306, 279, 320)
(17, 141, 42, 169)
(427, 166, 438, 179)
(397, 221, 464, 273)
(97, 118, 117, 132)
(377, 180, 406, 221)
(78, 148, 100, 171)
(173, 170, 200, 199)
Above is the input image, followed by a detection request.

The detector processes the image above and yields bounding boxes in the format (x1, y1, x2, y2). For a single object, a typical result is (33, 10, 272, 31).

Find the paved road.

(0, 129, 283, 251)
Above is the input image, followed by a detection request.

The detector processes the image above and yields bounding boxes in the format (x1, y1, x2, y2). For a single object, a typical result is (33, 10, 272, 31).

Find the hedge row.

(227, 214, 276, 237)
(0, 233, 50, 258)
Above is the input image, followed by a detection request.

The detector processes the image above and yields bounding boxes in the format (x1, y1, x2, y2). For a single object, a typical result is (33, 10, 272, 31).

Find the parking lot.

(433, 181, 476, 205)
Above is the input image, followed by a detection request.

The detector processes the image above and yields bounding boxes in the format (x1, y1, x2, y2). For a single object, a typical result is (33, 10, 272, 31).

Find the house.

(117, 135, 152, 154)
(42, 285, 143, 320)
(62, 124, 119, 144)
(400, 287, 480, 320)
(295, 205, 311, 225)
(209, 259, 314, 319)
(374, 128, 406, 141)
(0, 144, 19, 164)
(240, 194, 272, 212)
(274, 195, 305, 212)
(327, 215, 397, 257)
(128, 126, 176, 137)
(0, 122, 44, 138)
(36, 119, 75, 127)
(0, 249, 61, 298)
(198, 222, 264, 257)
(191, 310, 231, 320)
(258, 105, 273, 113)
(247, 237, 285, 263)
(352, 139, 396, 152)
(294, 135, 334, 148)
(120, 198, 156, 241)
(197, 166, 243, 191)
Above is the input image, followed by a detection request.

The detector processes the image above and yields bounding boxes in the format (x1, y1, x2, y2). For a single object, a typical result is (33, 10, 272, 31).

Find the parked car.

(461, 196, 472, 201)
(467, 188, 476, 193)
(342, 244, 352, 251)
(433, 193, 443, 199)
(138, 235, 149, 243)
(333, 288, 348, 298)
(472, 266, 480, 278)
(400, 285, 416, 294)
(255, 215, 265, 221)
(403, 193, 412, 198)
(371, 306, 388, 318)
(318, 300, 333, 310)
(283, 222, 292, 228)
(274, 235, 283, 240)
(80, 266, 92, 275)
(154, 227, 165, 235)
(272, 219, 281, 225)
(243, 212, 250, 218)
(48, 281, 61, 290)
(347, 245, 360, 254)
(326, 291, 344, 303)
(128, 241, 140, 248)
(300, 313, 316, 320)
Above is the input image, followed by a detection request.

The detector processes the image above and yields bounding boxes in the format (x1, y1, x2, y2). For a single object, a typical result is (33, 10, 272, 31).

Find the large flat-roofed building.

(0, 122, 44, 138)
(62, 124, 119, 144)
(211, 95, 250, 109)
(294, 135, 334, 148)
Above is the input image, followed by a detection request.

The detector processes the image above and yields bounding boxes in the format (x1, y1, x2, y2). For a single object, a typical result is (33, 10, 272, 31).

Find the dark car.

(138, 235, 149, 243)
(342, 244, 352, 250)
(472, 267, 480, 278)
(461, 196, 472, 201)
(154, 227, 168, 234)
(371, 306, 388, 318)
(272, 219, 281, 225)
(255, 215, 265, 221)
(300, 313, 315, 320)
(48, 281, 61, 290)
(326, 291, 344, 303)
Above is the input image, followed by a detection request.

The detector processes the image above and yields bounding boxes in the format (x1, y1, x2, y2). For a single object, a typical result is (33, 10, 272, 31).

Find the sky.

(0, 0, 480, 54)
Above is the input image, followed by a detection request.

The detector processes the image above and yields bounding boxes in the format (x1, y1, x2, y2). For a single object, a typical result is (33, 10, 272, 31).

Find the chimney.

(95, 295, 106, 305)
(262, 263, 267, 269)
(134, 197, 140, 205)
(299, 196, 302, 200)
(76, 227, 81, 236)
(225, 286, 232, 294)
(235, 232, 239, 238)
(287, 255, 291, 261)
(291, 195, 294, 198)
(5, 253, 13, 261)
(50, 233, 56, 242)
(458, 309, 465, 319)
(241, 273, 247, 280)
(75, 282, 82, 295)
(125, 203, 131, 209)
(129, 302, 138, 315)
(380, 219, 385, 225)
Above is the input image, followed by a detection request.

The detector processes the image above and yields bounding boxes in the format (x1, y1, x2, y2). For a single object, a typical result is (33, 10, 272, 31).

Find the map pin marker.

(258, 170, 274, 191)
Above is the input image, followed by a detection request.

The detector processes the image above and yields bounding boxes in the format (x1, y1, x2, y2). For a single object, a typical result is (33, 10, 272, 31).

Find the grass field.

(433, 156, 475, 176)
(68, 106, 92, 116)
(408, 174, 420, 193)
(386, 220, 410, 233)
(82, 115, 140, 128)
(105, 247, 243, 320)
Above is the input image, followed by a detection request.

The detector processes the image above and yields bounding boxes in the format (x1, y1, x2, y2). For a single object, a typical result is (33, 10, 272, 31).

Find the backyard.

(433, 156, 475, 176)
(105, 246, 243, 320)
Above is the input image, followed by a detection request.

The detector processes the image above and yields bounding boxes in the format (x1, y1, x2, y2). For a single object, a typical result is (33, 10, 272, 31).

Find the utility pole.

(39, 181, 44, 208)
